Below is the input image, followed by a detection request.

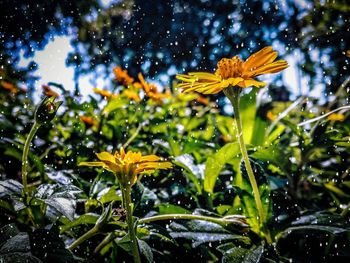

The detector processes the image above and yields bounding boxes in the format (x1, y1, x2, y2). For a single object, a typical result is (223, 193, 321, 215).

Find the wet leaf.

(0, 180, 23, 198)
(204, 142, 240, 194)
(138, 239, 154, 263)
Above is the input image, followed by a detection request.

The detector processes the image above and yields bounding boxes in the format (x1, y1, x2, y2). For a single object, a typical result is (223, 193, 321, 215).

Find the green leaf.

(138, 239, 154, 263)
(216, 205, 232, 215)
(251, 145, 288, 170)
(240, 90, 257, 144)
(169, 220, 248, 247)
(59, 213, 99, 233)
(103, 97, 128, 115)
(183, 117, 206, 131)
(0, 252, 42, 263)
(133, 183, 157, 217)
(277, 223, 350, 262)
(0, 180, 23, 198)
(0, 224, 19, 247)
(174, 154, 203, 194)
(98, 186, 122, 204)
(157, 204, 191, 214)
(168, 210, 249, 248)
(221, 245, 264, 263)
(204, 143, 240, 194)
(4, 148, 22, 161)
(95, 202, 113, 226)
(0, 233, 30, 254)
(34, 184, 82, 221)
(233, 158, 272, 234)
(250, 117, 268, 146)
(291, 212, 347, 227)
(265, 124, 285, 145)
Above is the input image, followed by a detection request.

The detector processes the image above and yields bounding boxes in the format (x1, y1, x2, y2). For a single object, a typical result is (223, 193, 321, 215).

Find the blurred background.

(1, 0, 349, 103)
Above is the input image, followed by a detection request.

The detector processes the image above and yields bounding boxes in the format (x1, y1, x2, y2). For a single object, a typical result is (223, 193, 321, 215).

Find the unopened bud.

(34, 96, 62, 124)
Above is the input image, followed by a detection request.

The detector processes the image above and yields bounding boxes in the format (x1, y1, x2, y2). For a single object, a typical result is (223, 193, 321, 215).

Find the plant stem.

(225, 87, 272, 244)
(22, 122, 41, 192)
(123, 185, 141, 263)
(122, 123, 143, 149)
(138, 214, 247, 228)
(68, 225, 99, 251)
(94, 233, 114, 254)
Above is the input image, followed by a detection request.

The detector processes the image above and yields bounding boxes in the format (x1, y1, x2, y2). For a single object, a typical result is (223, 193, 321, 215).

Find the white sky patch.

(19, 36, 75, 102)
(18, 36, 109, 102)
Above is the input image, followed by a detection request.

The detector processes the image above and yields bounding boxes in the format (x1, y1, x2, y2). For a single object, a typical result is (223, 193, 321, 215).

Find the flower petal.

(96, 152, 116, 163)
(140, 155, 161, 162)
(243, 46, 277, 72)
(249, 60, 288, 77)
(187, 72, 221, 81)
(237, 79, 266, 88)
(79, 161, 105, 167)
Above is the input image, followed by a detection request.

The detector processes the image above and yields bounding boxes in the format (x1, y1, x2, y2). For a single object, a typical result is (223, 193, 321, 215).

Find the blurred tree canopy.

(1, 0, 349, 96)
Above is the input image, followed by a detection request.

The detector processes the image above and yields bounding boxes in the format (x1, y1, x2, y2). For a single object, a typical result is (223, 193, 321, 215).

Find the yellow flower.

(266, 111, 277, 121)
(122, 89, 141, 102)
(133, 82, 143, 89)
(327, 113, 345, 122)
(80, 116, 98, 127)
(113, 66, 134, 85)
(1, 80, 19, 94)
(195, 96, 209, 106)
(93, 88, 118, 99)
(79, 148, 172, 186)
(176, 46, 288, 94)
(138, 73, 171, 103)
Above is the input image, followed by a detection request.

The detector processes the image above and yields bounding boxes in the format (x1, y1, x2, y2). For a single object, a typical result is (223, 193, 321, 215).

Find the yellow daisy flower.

(176, 46, 288, 94)
(138, 73, 171, 103)
(113, 66, 134, 85)
(122, 89, 141, 102)
(80, 116, 98, 127)
(79, 148, 172, 186)
(93, 88, 118, 100)
(1, 80, 19, 94)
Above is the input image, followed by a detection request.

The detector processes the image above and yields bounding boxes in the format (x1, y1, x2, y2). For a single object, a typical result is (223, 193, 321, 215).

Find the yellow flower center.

(215, 56, 243, 79)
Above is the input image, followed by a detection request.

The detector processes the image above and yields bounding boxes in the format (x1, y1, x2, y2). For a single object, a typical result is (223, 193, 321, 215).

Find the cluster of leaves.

(0, 67, 350, 262)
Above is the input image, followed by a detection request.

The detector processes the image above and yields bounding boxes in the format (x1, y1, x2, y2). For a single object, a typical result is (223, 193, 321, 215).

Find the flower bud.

(34, 96, 62, 124)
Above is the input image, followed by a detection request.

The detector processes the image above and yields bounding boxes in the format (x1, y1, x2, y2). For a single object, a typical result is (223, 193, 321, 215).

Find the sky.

(18, 36, 108, 102)
(18, 35, 325, 103)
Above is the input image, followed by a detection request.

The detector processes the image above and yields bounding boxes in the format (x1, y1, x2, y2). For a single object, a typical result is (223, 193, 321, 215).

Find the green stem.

(22, 122, 41, 193)
(138, 214, 247, 228)
(122, 123, 143, 149)
(225, 88, 272, 244)
(123, 185, 141, 263)
(94, 233, 114, 254)
(94, 231, 127, 254)
(68, 225, 99, 251)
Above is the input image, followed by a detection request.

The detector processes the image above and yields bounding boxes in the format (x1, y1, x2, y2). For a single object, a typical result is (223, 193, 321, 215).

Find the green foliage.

(1, 67, 350, 262)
